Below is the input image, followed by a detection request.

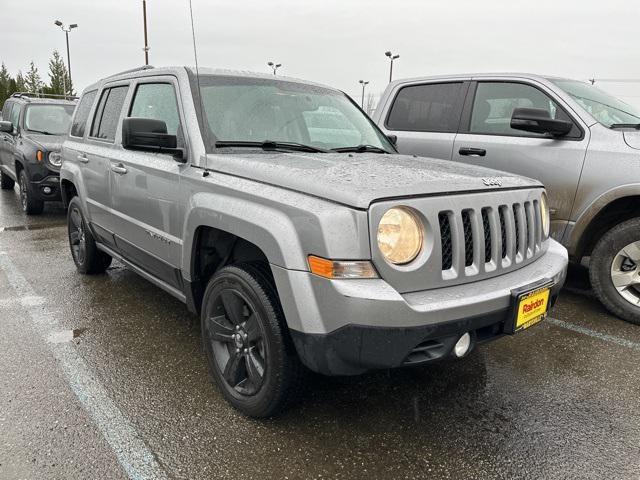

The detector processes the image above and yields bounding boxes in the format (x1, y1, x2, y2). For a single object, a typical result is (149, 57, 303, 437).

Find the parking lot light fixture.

(54, 20, 78, 93)
(268, 61, 282, 75)
(359, 80, 369, 108)
(385, 51, 400, 83)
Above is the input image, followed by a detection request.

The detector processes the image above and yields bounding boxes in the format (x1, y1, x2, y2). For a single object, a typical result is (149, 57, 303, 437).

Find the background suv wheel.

(18, 170, 44, 215)
(590, 217, 640, 325)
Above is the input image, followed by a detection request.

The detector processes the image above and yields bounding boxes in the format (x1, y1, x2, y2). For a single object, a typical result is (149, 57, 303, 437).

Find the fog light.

(42, 186, 52, 195)
(453, 333, 471, 358)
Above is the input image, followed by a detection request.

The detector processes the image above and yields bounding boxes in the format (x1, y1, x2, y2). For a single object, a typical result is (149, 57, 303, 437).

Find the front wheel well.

(576, 195, 640, 260)
(60, 179, 78, 209)
(188, 226, 272, 314)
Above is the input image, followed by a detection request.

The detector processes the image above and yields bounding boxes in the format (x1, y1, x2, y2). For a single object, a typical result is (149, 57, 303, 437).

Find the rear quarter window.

(70, 90, 98, 138)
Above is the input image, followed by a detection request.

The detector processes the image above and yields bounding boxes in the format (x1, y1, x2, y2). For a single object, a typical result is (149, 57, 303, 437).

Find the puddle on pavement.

(47, 328, 86, 344)
(0, 223, 65, 233)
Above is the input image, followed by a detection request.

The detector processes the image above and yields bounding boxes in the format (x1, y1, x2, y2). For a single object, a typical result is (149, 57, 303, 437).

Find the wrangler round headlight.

(377, 207, 423, 265)
(540, 192, 550, 238)
(48, 151, 62, 168)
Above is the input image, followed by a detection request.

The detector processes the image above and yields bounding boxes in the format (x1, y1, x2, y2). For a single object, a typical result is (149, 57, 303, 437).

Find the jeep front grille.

(438, 200, 543, 277)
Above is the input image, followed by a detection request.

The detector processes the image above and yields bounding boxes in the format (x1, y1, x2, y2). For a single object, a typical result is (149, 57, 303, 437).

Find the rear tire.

(590, 218, 640, 325)
(18, 170, 44, 215)
(201, 262, 304, 417)
(0, 171, 14, 190)
(67, 197, 112, 274)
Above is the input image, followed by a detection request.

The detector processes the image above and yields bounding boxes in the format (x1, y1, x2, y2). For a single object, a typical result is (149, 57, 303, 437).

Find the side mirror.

(510, 108, 573, 137)
(386, 134, 398, 145)
(0, 121, 13, 134)
(122, 117, 185, 161)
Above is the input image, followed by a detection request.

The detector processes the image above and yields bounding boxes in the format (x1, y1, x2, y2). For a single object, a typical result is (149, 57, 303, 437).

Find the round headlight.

(377, 207, 423, 265)
(48, 151, 62, 168)
(540, 192, 550, 238)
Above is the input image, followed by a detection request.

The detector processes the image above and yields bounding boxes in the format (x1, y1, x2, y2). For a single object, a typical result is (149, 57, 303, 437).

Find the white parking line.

(0, 252, 167, 480)
(548, 317, 640, 352)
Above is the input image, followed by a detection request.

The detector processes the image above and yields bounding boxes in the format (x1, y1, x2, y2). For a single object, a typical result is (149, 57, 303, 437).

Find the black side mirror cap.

(387, 134, 398, 145)
(0, 121, 13, 134)
(510, 108, 573, 137)
(122, 117, 184, 158)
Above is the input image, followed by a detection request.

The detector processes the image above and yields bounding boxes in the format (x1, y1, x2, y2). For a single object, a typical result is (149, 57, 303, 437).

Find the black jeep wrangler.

(0, 93, 76, 214)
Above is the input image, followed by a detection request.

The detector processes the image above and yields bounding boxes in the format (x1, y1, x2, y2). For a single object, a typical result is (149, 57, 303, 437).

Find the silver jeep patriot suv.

(60, 66, 567, 417)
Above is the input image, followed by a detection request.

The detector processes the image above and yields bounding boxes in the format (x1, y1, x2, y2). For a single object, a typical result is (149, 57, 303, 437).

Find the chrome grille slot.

(524, 201, 535, 258)
(439, 212, 453, 270)
(481, 208, 492, 263)
(462, 210, 474, 267)
(498, 206, 507, 259)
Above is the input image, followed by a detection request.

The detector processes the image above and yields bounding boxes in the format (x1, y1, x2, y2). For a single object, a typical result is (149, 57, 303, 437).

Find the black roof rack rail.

(103, 65, 155, 80)
(10, 92, 78, 101)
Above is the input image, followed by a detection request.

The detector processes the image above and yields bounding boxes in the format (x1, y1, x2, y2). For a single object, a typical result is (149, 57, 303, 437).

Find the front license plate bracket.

(505, 279, 554, 334)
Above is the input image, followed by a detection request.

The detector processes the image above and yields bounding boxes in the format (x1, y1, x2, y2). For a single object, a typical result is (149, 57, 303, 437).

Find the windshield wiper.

(331, 144, 390, 154)
(610, 123, 640, 130)
(215, 140, 329, 153)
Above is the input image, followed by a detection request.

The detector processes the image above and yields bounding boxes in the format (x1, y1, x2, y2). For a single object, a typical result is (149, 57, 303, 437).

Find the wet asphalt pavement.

(0, 187, 639, 480)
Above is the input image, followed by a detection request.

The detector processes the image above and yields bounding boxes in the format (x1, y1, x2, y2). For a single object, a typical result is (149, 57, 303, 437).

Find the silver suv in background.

(60, 66, 567, 416)
(373, 74, 640, 325)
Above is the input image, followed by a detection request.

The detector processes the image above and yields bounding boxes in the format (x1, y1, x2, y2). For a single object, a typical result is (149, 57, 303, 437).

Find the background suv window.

(386, 83, 464, 132)
(71, 90, 97, 138)
(90, 86, 129, 142)
(470, 82, 575, 136)
(129, 83, 180, 135)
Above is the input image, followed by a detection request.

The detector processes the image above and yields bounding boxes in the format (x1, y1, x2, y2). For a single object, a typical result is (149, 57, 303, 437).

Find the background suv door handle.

(110, 163, 128, 175)
(77, 154, 89, 163)
(459, 147, 487, 157)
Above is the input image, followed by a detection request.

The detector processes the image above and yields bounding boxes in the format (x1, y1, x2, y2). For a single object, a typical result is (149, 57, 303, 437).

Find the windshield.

(24, 104, 75, 135)
(196, 76, 393, 152)
(552, 79, 640, 128)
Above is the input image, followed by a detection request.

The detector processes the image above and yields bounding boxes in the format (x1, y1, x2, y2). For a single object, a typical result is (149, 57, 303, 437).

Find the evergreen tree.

(0, 63, 12, 106)
(14, 71, 25, 93)
(46, 50, 73, 96)
(23, 62, 43, 93)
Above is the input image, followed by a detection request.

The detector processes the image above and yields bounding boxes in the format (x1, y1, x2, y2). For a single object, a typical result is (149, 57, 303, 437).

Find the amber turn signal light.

(308, 255, 378, 279)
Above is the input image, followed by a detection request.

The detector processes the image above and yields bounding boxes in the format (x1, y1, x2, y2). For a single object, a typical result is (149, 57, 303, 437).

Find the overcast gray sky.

(2, 0, 639, 104)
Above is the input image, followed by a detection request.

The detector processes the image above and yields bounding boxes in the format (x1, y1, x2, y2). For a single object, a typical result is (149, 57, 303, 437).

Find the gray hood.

(29, 133, 66, 151)
(207, 152, 540, 208)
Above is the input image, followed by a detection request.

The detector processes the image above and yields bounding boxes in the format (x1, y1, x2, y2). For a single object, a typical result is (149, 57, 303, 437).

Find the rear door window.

(71, 90, 97, 138)
(386, 82, 465, 132)
(90, 85, 129, 142)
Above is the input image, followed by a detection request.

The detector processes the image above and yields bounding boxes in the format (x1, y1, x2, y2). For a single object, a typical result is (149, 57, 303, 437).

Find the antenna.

(188, 0, 209, 175)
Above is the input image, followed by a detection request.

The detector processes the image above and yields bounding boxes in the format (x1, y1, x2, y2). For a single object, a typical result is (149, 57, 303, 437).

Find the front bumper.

(29, 175, 61, 201)
(272, 239, 568, 376)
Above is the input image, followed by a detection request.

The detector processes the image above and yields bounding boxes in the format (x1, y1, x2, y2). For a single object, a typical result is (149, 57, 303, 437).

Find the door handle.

(77, 154, 89, 164)
(110, 163, 128, 175)
(459, 147, 486, 157)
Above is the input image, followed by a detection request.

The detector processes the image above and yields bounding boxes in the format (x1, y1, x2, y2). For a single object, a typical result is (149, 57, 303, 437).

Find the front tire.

(201, 263, 304, 417)
(67, 197, 112, 274)
(590, 218, 640, 325)
(0, 170, 14, 190)
(18, 170, 44, 215)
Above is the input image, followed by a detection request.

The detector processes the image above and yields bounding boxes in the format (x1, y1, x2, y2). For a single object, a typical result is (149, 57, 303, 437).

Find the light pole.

(385, 51, 400, 83)
(359, 80, 369, 109)
(267, 61, 282, 75)
(54, 20, 77, 93)
(142, 0, 150, 65)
